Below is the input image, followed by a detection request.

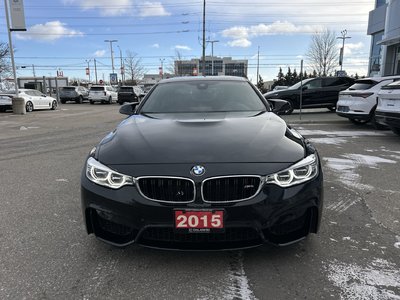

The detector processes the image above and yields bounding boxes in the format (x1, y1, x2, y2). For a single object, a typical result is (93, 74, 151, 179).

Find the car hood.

(97, 112, 305, 165)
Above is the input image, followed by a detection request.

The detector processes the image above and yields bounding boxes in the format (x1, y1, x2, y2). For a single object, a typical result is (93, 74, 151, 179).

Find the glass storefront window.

(370, 31, 384, 73)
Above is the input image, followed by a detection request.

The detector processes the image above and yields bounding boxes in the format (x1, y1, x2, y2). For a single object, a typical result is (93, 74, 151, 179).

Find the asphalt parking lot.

(0, 104, 399, 299)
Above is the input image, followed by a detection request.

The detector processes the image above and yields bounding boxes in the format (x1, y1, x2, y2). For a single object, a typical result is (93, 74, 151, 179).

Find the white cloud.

(16, 21, 83, 41)
(341, 42, 365, 56)
(151, 43, 160, 48)
(93, 50, 106, 57)
(173, 45, 192, 51)
(139, 2, 171, 17)
(64, 0, 134, 16)
(222, 21, 322, 48)
(227, 38, 252, 48)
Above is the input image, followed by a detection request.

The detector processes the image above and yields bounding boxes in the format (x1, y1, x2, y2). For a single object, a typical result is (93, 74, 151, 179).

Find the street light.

(206, 39, 219, 75)
(104, 40, 118, 74)
(337, 29, 351, 71)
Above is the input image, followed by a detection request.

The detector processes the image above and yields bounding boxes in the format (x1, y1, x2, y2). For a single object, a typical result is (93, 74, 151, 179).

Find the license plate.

(174, 210, 224, 233)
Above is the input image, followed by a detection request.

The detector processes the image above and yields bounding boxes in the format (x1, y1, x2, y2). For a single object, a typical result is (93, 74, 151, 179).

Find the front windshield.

(140, 80, 267, 113)
(288, 78, 314, 90)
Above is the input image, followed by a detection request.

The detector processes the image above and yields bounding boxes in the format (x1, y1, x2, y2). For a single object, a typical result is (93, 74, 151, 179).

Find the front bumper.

(375, 111, 400, 128)
(81, 167, 323, 250)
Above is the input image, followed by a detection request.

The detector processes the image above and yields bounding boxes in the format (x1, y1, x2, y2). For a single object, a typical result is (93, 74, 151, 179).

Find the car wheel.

(327, 106, 336, 112)
(285, 100, 294, 115)
(391, 127, 400, 136)
(90, 100, 94, 104)
(26, 101, 33, 112)
(108, 96, 112, 104)
(0, 107, 6, 112)
(349, 118, 368, 125)
(51, 100, 58, 110)
(60, 99, 66, 104)
(76, 96, 83, 104)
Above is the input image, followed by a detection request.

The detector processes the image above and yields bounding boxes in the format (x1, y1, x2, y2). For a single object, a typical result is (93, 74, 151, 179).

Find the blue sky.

(1, 0, 375, 83)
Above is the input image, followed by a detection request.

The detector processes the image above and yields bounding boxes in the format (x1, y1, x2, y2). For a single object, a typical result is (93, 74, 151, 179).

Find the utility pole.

(202, 0, 206, 76)
(94, 59, 98, 84)
(337, 29, 351, 71)
(104, 39, 118, 74)
(117, 45, 124, 84)
(256, 46, 260, 85)
(206, 39, 219, 76)
(85, 59, 91, 83)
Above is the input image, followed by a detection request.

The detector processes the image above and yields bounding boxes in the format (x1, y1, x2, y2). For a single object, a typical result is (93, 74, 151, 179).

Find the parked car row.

(336, 76, 400, 135)
(263, 76, 355, 114)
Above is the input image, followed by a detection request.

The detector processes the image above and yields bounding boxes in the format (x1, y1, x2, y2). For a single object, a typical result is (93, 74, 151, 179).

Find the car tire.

(60, 99, 66, 104)
(327, 106, 336, 112)
(285, 100, 294, 115)
(391, 127, 400, 136)
(349, 118, 368, 125)
(90, 100, 94, 105)
(51, 100, 58, 110)
(76, 96, 83, 104)
(26, 101, 34, 112)
(108, 96, 112, 104)
(0, 107, 6, 112)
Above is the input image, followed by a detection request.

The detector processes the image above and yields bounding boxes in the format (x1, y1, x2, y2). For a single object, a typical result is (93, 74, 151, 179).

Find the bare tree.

(0, 42, 11, 78)
(306, 29, 338, 77)
(124, 50, 145, 83)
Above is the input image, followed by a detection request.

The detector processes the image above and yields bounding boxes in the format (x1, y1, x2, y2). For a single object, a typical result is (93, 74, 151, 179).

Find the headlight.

(265, 154, 318, 187)
(86, 157, 135, 189)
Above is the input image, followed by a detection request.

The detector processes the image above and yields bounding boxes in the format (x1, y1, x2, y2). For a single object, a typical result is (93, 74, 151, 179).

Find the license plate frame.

(174, 209, 224, 233)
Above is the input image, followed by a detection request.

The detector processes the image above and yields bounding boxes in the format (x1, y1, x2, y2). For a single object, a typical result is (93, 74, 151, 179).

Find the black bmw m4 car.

(81, 76, 323, 250)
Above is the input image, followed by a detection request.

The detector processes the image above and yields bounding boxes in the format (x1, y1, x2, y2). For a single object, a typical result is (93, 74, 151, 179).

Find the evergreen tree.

(285, 67, 293, 86)
(271, 67, 286, 90)
(292, 68, 298, 83)
(303, 71, 308, 79)
(312, 70, 317, 78)
(257, 75, 264, 92)
(355, 73, 359, 79)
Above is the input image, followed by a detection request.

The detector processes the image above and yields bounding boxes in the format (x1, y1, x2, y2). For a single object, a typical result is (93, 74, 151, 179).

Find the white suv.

(336, 76, 400, 127)
(88, 85, 117, 104)
(375, 80, 400, 136)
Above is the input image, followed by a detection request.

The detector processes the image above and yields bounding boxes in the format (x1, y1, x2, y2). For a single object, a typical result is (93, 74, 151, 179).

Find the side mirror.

(268, 99, 292, 115)
(119, 102, 138, 115)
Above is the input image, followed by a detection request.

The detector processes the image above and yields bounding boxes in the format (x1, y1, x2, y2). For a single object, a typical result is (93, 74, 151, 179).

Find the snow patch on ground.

(298, 130, 386, 137)
(324, 154, 396, 192)
(309, 137, 348, 145)
(223, 252, 257, 300)
(326, 258, 400, 300)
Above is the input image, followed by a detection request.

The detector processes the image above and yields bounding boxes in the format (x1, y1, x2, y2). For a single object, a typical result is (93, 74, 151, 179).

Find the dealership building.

(368, 0, 400, 76)
(174, 57, 248, 77)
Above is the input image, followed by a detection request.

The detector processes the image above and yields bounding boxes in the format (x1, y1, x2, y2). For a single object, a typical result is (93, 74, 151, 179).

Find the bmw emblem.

(191, 165, 206, 176)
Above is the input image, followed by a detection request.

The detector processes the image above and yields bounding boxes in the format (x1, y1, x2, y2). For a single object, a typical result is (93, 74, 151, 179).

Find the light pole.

(85, 59, 91, 83)
(117, 45, 124, 85)
(202, 0, 206, 76)
(206, 39, 219, 75)
(337, 29, 351, 71)
(104, 40, 118, 74)
(160, 58, 165, 79)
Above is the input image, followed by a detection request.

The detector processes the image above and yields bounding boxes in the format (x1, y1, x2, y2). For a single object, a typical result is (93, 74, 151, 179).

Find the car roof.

(159, 76, 248, 84)
(355, 75, 400, 82)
